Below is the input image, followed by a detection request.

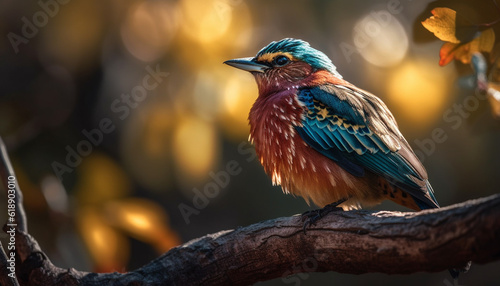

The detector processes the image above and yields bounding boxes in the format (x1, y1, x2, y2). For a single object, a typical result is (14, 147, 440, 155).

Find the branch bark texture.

(8, 194, 500, 285)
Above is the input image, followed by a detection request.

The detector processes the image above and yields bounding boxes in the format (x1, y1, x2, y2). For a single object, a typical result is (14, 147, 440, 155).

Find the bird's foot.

(301, 198, 348, 234)
(449, 261, 472, 280)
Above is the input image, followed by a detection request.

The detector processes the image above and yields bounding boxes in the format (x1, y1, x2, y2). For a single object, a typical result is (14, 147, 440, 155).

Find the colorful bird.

(224, 38, 439, 215)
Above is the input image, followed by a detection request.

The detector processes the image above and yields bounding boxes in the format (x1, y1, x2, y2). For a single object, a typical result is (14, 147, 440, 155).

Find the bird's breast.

(249, 91, 305, 185)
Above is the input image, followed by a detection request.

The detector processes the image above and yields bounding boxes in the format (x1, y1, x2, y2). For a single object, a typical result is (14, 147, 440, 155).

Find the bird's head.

(224, 38, 342, 95)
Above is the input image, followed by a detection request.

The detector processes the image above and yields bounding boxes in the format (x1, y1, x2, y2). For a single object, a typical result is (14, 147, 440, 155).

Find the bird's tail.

(413, 181, 440, 210)
(378, 178, 437, 211)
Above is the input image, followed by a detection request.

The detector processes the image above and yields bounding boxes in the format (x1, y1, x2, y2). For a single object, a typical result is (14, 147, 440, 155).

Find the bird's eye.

(273, 55, 290, 67)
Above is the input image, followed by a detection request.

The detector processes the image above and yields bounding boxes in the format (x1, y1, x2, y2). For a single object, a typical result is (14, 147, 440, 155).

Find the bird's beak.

(224, 57, 269, 73)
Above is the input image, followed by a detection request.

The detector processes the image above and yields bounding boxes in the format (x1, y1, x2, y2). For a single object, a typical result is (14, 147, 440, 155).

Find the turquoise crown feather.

(256, 38, 343, 78)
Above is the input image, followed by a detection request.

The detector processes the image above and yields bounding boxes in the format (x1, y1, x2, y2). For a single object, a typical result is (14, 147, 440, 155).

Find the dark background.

(1, 0, 499, 285)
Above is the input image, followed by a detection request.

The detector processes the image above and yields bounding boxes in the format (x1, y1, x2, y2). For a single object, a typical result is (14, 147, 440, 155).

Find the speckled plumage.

(225, 38, 439, 211)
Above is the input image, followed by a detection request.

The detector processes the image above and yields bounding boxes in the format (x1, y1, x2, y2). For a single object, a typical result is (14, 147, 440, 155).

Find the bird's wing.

(295, 84, 439, 209)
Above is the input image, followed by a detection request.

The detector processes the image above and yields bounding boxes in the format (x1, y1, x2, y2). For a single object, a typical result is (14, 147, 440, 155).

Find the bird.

(224, 38, 440, 215)
(224, 38, 472, 279)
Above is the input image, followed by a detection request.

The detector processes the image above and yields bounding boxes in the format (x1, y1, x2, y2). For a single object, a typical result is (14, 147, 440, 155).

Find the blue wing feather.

(295, 128, 365, 177)
(296, 85, 439, 209)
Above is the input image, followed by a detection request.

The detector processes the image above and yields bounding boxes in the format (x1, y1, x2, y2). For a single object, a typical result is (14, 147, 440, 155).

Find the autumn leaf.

(422, 7, 497, 66)
(423, 6, 500, 119)
(438, 28, 495, 66)
(422, 7, 460, 44)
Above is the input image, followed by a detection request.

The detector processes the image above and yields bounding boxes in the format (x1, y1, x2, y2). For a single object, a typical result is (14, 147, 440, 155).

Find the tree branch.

(0, 241, 20, 286)
(1, 134, 500, 285)
(0, 137, 25, 286)
(0, 137, 27, 233)
(6, 195, 500, 285)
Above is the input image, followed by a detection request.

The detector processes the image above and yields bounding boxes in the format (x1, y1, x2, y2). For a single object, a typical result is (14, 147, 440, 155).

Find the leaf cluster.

(421, 1, 500, 117)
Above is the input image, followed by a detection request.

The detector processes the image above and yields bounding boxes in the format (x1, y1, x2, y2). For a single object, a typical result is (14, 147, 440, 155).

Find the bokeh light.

(386, 59, 451, 131)
(104, 198, 181, 253)
(120, 102, 173, 192)
(488, 56, 500, 118)
(121, 1, 179, 62)
(176, 0, 252, 68)
(40, 175, 68, 214)
(354, 11, 408, 67)
(191, 70, 224, 120)
(77, 206, 129, 272)
(40, 0, 105, 72)
(74, 153, 131, 205)
(179, 0, 232, 44)
(173, 115, 219, 184)
(220, 71, 258, 140)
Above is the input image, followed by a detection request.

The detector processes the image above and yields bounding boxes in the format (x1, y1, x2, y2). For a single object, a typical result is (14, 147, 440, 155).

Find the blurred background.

(1, 0, 499, 285)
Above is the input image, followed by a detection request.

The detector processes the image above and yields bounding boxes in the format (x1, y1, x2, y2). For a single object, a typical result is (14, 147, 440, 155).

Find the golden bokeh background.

(0, 0, 499, 285)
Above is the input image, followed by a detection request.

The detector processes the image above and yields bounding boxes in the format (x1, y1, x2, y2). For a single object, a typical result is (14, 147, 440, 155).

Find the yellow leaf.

(438, 28, 495, 66)
(422, 7, 460, 44)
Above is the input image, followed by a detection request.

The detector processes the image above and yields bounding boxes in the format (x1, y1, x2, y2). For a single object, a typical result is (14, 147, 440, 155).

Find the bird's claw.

(301, 198, 348, 234)
(449, 261, 472, 279)
(301, 209, 322, 234)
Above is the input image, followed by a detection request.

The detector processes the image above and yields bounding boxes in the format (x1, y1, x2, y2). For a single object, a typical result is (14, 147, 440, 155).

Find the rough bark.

(1, 137, 500, 286)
